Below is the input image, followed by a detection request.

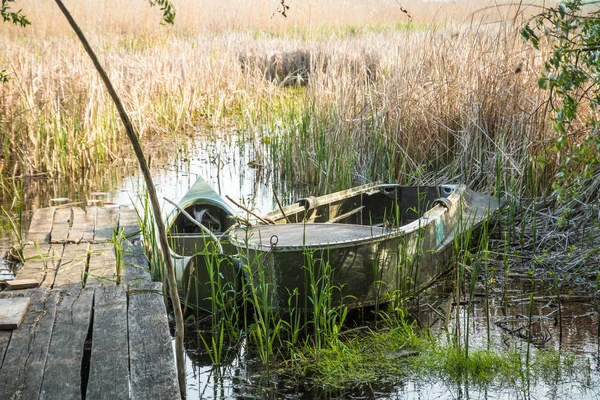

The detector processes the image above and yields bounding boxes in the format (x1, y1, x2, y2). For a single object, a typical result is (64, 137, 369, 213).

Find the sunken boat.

(229, 183, 502, 310)
(165, 176, 239, 311)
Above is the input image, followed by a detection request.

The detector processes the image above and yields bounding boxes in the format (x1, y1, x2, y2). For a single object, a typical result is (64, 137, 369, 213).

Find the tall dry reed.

(0, 0, 551, 197)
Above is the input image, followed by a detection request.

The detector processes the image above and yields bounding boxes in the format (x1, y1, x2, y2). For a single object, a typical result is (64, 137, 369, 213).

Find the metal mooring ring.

(270, 235, 279, 248)
(432, 197, 452, 209)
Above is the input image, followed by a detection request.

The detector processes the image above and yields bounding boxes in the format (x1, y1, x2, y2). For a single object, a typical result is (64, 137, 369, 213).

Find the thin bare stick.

(164, 197, 223, 253)
(273, 191, 291, 223)
(52, 0, 186, 395)
(183, 260, 195, 316)
(225, 195, 275, 225)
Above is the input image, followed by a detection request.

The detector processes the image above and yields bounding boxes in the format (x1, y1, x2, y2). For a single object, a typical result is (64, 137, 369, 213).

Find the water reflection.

(182, 290, 600, 400)
(115, 137, 277, 216)
(0, 137, 276, 250)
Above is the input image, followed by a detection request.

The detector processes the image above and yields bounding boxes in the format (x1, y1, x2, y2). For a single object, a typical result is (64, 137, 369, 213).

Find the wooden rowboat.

(229, 183, 502, 310)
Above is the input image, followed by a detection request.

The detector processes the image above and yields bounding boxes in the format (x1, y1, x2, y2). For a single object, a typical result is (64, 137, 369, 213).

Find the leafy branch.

(146, 0, 176, 25)
(1, 0, 30, 82)
(1, 0, 30, 27)
(522, 0, 600, 204)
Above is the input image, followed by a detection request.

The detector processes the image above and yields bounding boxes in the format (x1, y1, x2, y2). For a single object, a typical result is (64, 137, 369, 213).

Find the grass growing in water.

(111, 227, 125, 284)
(285, 311, 421, 388)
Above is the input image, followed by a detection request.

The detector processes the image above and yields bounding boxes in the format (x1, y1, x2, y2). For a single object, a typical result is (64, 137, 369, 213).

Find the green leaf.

(1, 0, 30, 28)
(537, 77, 548, 90)
(520, 24, 539, 49)
(146, 0, 176, 25)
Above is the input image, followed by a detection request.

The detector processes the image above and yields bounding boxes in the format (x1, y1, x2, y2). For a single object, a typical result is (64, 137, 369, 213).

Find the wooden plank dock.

(0, 205, 181, 400)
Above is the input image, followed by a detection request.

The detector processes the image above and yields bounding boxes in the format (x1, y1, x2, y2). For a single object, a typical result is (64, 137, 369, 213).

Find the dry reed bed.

(1, 0, 531, 37)
(1, 1, 596, 311)
(0, 21, 551, 194)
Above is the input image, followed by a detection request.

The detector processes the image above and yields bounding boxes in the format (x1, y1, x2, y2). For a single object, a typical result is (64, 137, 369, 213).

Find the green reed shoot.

(111, 227, 125, 284)
(199, 321, 225, 366)
(303, 248, 348, 352)
(451, 202, 477, 355)
(282, 287, 304, 349)
(238, 243, 281, 365)
(133, 192, 165, 282)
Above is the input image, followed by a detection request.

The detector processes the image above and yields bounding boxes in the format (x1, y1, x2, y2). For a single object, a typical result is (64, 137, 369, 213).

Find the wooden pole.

(225, 195, 276, 224)
(53, 1, 186, 396)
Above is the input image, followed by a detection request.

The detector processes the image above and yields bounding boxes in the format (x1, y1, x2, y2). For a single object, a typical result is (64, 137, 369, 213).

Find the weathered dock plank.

(53, 244, 88, 287)
(18, 244, 61, 288)
(39, 285, 94, 400)
(0, 288, 57, 400)
(5, 205, 180, 400)
(0, 329, 10, 369)
(42, 245, 63, 288)
(22, 243, 50, 261)
(118, 207, 141, 240)
(128, 282, 180, 400)
(0, 297, 30, 329)
(123, 241, 153, 283)
(27, 207, 55, 244)
(86, 285, 129, 400)
(67, 207, 94, 244)
(82, 206, 97, 242)
(50, 207, 72, 243)
(0, 291, 13, 368)
(5, 279, 40, 290)
(94, 207, 117, 242)
(86, 243, 117, 286)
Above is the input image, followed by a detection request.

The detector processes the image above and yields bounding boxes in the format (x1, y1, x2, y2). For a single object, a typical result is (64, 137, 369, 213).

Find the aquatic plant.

(111, 227, 125, 284)
(284, 310, 421, 389)
(303, 248, 349, 352)
(415, 343, 522, 388)
(133, 192, 165, 282)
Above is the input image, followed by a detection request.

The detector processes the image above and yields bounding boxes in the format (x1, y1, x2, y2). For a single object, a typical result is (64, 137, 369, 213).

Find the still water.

(1, 137, 599, 399)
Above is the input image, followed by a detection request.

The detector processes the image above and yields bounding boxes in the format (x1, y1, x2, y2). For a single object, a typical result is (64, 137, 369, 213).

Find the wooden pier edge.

(0, 206, 181, 400)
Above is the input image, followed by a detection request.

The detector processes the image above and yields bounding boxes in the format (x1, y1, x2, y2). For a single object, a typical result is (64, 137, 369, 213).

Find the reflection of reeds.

(0, 177, 24, 250)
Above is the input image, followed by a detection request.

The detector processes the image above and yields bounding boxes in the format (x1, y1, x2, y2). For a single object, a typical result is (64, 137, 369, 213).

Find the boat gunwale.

(230, 185, 480, 252)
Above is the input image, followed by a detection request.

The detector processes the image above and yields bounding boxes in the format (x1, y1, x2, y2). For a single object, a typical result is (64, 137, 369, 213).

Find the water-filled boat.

(229, 183, 501, 309)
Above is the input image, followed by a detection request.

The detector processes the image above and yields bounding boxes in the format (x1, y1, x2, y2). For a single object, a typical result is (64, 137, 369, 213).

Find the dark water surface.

(1, 137, 599, 399)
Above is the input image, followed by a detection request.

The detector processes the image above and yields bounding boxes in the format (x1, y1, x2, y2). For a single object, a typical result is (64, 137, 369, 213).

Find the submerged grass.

(415, 343, 522, 388)
(285, 312, 421, 388)
(282, 314, 591, 393)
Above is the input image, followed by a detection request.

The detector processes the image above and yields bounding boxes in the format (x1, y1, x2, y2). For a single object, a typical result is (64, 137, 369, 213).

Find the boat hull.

(231, 185, 501, 310)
